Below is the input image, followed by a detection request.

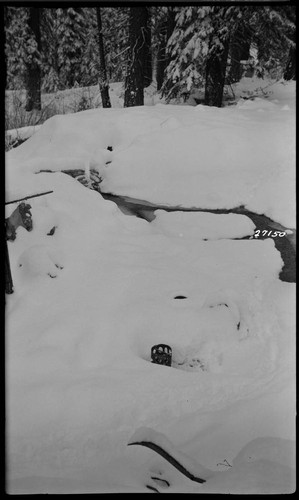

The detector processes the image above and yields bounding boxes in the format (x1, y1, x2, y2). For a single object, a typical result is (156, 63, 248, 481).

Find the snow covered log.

(6, 125, 41, 145)
(128, 427, 213, 484)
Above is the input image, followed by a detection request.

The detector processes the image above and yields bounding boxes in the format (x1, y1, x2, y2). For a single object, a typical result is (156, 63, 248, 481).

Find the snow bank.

(6, 166, 294, 493)
(128, 428, 295, 494)
(6, 79, 295, 228)
(6, 125, 42, 144)
(128, 426, 213, 480)
(5, 77, 295, 494)
(102, 96, 294, 227)
(152, 211, 255, 239)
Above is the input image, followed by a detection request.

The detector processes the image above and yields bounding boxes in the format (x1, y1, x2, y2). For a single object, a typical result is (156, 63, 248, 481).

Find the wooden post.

(5, 190, 53, 205)
(5, 231, 13, 294)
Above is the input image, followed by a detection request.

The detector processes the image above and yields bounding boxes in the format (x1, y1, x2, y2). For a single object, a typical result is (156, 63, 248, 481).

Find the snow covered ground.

(5, 77, 296, 493)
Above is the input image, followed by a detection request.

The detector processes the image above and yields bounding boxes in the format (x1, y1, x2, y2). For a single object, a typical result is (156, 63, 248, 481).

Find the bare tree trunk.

(124, 7, 149, 107)
(25, 7, 41, 112)
(228, 27, 251, 84)
(143, 8, 152, 89)
(96, 7, 111, 108)
(204, 36, 230, 107)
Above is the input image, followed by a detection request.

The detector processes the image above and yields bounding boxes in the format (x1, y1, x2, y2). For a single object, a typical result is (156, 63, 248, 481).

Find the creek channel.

(99, 190, 296, 284)
(38, 167, 296, 284)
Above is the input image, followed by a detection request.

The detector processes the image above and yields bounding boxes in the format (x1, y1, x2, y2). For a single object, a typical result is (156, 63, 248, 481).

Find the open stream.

(99, 190, 296, 284)
(36, 168, 296, 284)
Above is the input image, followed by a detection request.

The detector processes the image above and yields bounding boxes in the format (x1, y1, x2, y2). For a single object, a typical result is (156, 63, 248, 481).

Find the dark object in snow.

(38, 170, 103, 190)
(151, 344, 172, 366)
(128, 440, 206, 484)
(151, 476, 170, 487)
(209, 302, 228, 308)
(18, 203, 33, 232)
(5, 204, 33, 294)
(145, 484, 159, 493)
(5, 191, 53, 294)
(6, 136, 29, 151)
(5, 190, 53, 205)
(107, 146, 113, 151)
(47, 226, 56, 236)
(174, 295, 187, 299)
(6, 203, 33, 241)
(5, 238, 13, 294)
(128, 427, 213, 486)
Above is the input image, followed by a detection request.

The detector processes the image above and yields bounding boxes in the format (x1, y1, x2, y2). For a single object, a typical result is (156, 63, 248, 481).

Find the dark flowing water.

(36, 168, 296, 284)
(100, 191, 296, 283)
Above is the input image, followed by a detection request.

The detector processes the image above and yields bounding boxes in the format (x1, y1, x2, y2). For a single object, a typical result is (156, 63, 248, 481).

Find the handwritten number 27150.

(254, 230, 286, 238)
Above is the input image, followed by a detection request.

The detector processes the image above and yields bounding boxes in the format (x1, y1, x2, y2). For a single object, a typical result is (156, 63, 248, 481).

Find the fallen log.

(128, 427, 213, 485)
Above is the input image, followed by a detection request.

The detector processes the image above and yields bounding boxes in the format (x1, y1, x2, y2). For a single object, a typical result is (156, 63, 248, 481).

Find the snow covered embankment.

(5, 78, 295, 493)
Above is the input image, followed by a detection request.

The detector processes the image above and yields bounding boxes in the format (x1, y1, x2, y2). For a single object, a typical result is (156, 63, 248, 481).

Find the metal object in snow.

(151, 344, 172, 366)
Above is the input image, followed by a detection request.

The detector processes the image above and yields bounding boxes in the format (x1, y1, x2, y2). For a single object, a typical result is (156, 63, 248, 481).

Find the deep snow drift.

(5, 78, 295, 493)
(7, 78, 295, 228)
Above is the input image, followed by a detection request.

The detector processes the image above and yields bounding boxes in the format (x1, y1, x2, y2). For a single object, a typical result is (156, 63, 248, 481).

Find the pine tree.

(163, 4, 296, 106)
(155, 6, 176, 91)
(41, 8, 99, 92)
(80, 8, 99, 87)
(282, 4, 296, 81)
(101, 7, 129, 83)
(204, 6, 232, 107)
(5, 7, 131, 94)
(249, 5, 296, 79)
(40, 9, 63, 92)
(124, 7, 150, 107)
(143, 7, 152, 88)
(96, 7, 111, 108)
(284, 44, 296, 80)
(227, 24, 252, 84)
(56, 7, 87, 88)
(5, 7, 32, 89)
(25, 7, 41, 111)
(162, 6, 211, 100)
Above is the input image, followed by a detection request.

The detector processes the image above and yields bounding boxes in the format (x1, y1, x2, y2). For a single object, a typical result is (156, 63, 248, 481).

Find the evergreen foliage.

(163, 4, 296, 104)
(5, 7, 37, 89)
(96, 7, 111, 108)
(25, 7, 42, 111)
(4, 5, 296, 109)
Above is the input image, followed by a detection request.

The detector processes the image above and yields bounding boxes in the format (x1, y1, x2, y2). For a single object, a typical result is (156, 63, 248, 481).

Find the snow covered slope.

(7, 79, 295, 227)
(5, 78, 295, 494)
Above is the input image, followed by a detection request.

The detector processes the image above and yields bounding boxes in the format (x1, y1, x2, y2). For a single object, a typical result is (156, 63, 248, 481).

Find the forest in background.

(4, 4, 296, 114)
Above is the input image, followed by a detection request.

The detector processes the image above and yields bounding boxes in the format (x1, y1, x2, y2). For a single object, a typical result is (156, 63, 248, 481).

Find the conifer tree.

(163, 4, 296, 106)
(156, 6, 176, 91)
(101, 7, 129, 83)
(204, 6, 231, 107)
(56, 7, 87, 88)
(227, 24, 251, 84)
(5, 7, 33, 89)
(25, 7, 41, 111)
(124, 7, 150, 107)
(96, 7, 111, 108)
(40, 9, 61, 92)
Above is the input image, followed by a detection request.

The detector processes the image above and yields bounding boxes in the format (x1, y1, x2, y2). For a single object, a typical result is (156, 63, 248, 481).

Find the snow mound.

(18, 244, 64, 280)
(152, 211, 255, 239)
(5, 77, 295, 494)
(6, 79, 295, 227)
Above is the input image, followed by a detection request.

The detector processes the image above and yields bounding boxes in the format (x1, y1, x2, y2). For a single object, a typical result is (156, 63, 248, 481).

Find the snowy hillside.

(5, 78, 296, 494)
